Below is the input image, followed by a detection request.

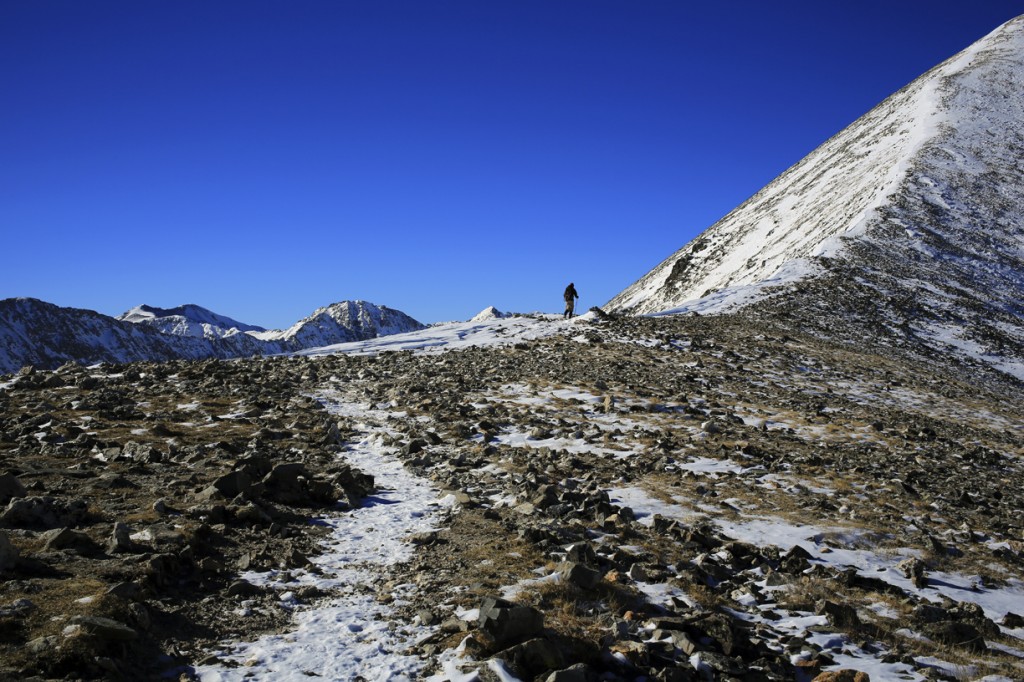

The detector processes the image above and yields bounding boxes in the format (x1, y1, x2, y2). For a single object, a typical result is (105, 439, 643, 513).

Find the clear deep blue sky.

(1, 2, 1019, 327)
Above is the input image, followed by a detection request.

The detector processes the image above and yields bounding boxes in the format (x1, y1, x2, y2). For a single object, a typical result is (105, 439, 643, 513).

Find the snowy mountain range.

(118, 304, 267, 339)
(607, 15, 1024, 377)
(0, 298, 423, 374)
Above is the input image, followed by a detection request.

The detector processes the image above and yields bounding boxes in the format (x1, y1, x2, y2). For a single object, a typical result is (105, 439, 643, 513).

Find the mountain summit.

(607, 15, 1024, 377)
(0, 298, 424, 374)
(118, 304, 266, 339)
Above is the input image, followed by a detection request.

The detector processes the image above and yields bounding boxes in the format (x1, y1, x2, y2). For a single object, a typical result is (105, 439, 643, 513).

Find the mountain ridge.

(0, 297, 424, 374)
(118, 304, 267, 339)
(607, 14, 1024, 380)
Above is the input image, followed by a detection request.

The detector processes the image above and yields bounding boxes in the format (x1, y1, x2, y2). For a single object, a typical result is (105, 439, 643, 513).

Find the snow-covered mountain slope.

(298, 311, 592, 358)
(470, 306, 507, 322)
(118, 304, 266, 340)
(0, 298, 251, 373)
(0, 298, 425, 374)
(608, 15, 1024, 317)
(607, 15, 1024, 379)
(250, 301, 424, 349)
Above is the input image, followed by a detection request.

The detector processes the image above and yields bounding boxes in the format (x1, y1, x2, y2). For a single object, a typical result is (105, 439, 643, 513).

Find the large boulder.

(0, 533, 19, 573)
(478, 596, 545, 648)
(0, 476, 26, 505)
(1, 497, 89, 530)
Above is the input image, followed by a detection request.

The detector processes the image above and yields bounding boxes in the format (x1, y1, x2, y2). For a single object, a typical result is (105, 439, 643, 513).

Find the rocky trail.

(2, 312, 1024, 680)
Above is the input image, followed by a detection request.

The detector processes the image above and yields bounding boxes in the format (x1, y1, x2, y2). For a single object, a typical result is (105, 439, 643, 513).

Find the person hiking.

(563, 283, 579, 319)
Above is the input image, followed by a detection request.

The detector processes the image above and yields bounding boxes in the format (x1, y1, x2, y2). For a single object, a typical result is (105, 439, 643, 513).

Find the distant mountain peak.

(119, 303, 266, 339)
(470, 306, 506, 322)
(252, 300, 424, 347)
(0, 298, 424, 374)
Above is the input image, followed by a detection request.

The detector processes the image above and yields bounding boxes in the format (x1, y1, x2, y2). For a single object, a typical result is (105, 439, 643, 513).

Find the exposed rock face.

(607, 15, 1024, 379)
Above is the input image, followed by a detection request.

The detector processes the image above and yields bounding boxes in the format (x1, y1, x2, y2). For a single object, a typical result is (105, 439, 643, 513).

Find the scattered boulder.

(478, 596, 545, 648)
(0, 496, 89, 530)
(496, 637, 566, 677)
(545, 663, 594, 682)
(1002, 612, 1024, 628)
(922, 621, 987, 652)
(896, 557, 928, 588)
(558, 562, 602, 590)
(0, 475, 26, 505)
(812, 671, 871, 682)
(66, 615, 138, 642)
(41, 527, 99, 554)
(817, 600, 861, 629)
(0, 533, 18, 573)
(108, 522, 145, 554)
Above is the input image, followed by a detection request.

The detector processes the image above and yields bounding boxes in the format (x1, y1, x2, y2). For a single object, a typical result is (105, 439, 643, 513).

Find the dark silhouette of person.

(563, 283, 579, 319)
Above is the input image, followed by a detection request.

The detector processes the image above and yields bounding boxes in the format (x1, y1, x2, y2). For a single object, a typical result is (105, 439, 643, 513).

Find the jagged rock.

(545, 663, 594, 682)
(478, 596, 544, 648)
(495, 637, 566, 676)
(0, 496, 89, 529)
(1002, 612, 1024, 628)
(812, 671, 871, 682)
(626, 563, 649, 582)
(565, 542, 598, 566)
(233, 502, 273, 526)
(690, 650, 745, 676)
(108, 522, 145, 554)
(106, 582, 141, 600)
(67, 615, 138, 642)
(41, 527, 99, 554)
(896, 557, 928, 588)
(0, 533, 18, 573)
(817, 600, 861, 629)
(0, 475, 26, 505)
(558, 562, 602, 590)
(212, 470, 254, 498)
(652, 628, 700, 655)
(25, 635, 59, 655)
(921, 621, 987, 652)
(0, 598, 35, 618)
(227, 579, 263, 597)
(912, 604, 948, 624)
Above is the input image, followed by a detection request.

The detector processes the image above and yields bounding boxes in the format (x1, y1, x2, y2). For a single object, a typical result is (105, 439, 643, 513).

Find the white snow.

(609, 17, 1015, 318)
(609, 483, 1024, 678)
(605, 16, 1024, 382)
(298, 312, 596, 358)
(250, 300, 423, 346)
(470, 306, 507, 322)
(118, 303, 264, 339)
(192, 391, 452, 682)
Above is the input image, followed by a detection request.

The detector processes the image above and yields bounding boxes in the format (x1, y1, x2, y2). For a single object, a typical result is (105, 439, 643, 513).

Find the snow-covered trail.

(193, 390, 453, 681)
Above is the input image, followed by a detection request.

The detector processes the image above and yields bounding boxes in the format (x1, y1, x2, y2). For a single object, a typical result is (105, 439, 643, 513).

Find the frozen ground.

(297, 312, 595, 357)
(192, 391, 454, 681)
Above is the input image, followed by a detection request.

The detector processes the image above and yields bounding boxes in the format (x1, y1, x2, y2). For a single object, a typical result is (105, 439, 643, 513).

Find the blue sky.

(1, 2, 1019, 327)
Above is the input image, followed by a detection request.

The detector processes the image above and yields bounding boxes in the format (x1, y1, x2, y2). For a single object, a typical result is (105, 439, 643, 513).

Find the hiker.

(563, 282, 579, 319)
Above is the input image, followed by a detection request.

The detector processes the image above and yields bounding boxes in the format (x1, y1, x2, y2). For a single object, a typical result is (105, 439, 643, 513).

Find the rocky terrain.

(2, 309, 1023, 681)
